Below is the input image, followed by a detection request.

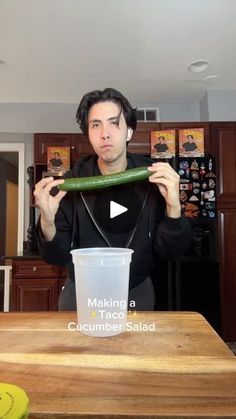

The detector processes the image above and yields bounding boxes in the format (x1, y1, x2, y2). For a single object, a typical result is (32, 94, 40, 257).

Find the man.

(49, 152, 63, 168)
(154, 136, 169, 153)
(34, 88, 191, 310)
(181, 134, 198, 153)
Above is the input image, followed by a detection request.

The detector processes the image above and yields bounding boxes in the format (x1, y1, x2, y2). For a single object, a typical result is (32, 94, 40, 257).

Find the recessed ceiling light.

(188, 60, 209, 73)
(203, 75, 218, 83)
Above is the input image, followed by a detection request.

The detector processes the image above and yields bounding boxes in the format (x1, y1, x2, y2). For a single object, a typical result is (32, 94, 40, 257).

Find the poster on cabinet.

(46, 146, 70, 176)
(179, 128, 204, 157)
(150, 130, 176, 158)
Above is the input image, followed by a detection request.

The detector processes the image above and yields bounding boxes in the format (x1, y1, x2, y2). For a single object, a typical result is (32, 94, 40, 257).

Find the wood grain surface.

(0, 311, 236, 418)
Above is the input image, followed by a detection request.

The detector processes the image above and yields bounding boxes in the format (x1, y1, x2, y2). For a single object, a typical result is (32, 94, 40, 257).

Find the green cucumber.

(57, 166, 151, 191)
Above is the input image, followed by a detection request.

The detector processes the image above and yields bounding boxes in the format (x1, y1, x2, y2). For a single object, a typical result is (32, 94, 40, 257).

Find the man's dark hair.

(158, 136, 165, 141)
(76, 87, 137, 136)
(187, 134, 194, 140)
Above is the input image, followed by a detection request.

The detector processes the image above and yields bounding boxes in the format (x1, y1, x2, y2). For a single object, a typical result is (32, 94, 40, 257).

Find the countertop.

(0, 311, 236, 418)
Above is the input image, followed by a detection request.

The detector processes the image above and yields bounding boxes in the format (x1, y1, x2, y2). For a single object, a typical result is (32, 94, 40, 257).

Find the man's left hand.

(148, 162, 181, 218)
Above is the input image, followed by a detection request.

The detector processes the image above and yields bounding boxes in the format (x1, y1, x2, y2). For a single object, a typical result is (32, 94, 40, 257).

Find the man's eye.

(111, 121, 119, 126)
(91, 123, 99, 128)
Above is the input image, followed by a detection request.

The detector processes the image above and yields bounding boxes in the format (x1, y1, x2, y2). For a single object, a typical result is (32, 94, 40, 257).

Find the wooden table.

(0, 311, 236, 418)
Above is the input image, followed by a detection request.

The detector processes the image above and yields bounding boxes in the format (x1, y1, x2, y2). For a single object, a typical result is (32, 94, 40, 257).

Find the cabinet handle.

(71, 146, 75, 150)
(33, 267, 37, 272)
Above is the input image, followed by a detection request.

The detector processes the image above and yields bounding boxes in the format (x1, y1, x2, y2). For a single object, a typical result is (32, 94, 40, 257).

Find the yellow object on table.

(0, 383, 29, 418)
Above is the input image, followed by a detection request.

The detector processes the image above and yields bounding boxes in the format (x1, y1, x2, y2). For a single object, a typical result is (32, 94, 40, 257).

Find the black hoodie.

(37, 153, 192, 289)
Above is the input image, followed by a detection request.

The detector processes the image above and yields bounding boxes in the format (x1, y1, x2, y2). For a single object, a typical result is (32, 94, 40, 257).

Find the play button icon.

(110, 201, 128, 219)
(93, 184, 142, 234)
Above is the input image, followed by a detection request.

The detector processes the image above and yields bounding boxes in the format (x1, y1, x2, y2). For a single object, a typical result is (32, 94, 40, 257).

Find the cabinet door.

(129, 122, 211, 155)
(71, 134, 94, 161)
(211, 123, 236, 206)
(34, 134, 73, 163)
(211, 123, 236, 340)
(12, 259, 60, 278)
(176, 259, 221, 333)
(11, 278, 59, 311)
(11, 259, 66, 312)
(218, 210, 236, 340)
(129, 122, 160, 154)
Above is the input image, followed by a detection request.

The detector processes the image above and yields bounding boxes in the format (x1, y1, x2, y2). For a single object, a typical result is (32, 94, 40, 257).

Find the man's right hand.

(33, 177, 67, 241)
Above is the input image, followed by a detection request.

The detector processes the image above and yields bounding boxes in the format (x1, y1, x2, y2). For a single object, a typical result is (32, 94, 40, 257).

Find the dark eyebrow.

(88, 115, 120, 124)
(108, 115, 120, 123)
(88, 119, 101, 124)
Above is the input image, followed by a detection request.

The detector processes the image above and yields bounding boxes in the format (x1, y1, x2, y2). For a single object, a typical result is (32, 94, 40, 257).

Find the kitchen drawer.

(11, 278, 60, 311)
(12, 259, 60, 279)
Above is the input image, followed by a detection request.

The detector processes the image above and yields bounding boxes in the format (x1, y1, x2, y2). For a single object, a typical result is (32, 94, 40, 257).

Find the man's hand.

(148, 162, 181, 218)
(33, 177, 67, 241)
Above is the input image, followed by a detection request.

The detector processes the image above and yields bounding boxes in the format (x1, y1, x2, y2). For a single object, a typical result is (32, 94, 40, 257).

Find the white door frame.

(0, 143, 25, 253)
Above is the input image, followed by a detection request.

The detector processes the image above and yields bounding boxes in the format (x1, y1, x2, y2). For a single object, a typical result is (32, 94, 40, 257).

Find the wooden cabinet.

(160, 122, 211, 154)
(34, 123, 212, 167)
(34, 124, 160, 166)
(130, 121, 236, 340)
(34, 133, 92, 163)
(34, 133, 72, 163)
(11, 258, 66, 311)
(211, 123, 236, 341)
(34, 125, 161, 182)
(130, 121, 211, 154)
(129, 122, 160, 154)
(34, 133, 91, 183)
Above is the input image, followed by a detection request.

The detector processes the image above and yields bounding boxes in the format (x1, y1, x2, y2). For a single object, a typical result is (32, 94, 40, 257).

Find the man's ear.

(126, 128, 133, 142)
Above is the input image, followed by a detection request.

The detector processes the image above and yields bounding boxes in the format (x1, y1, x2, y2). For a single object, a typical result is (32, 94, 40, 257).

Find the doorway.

(0, 143, 25, 255)
(0, 144, 24, 310)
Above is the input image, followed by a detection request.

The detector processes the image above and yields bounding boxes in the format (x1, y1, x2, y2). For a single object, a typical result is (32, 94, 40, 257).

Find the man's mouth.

(101, 144, 113, 149)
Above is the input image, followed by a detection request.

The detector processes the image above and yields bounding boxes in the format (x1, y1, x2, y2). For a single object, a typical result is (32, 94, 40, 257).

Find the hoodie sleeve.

(154, 215, 192, 259)
(35, 156, 96, 266)
(36, 194, 74, 266)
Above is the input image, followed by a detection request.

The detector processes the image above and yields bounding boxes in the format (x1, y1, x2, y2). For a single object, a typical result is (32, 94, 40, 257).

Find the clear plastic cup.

(70, 247, 133, 337)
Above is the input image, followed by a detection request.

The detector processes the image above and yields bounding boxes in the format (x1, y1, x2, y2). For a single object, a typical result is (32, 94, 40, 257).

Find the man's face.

(88, 101, 132, 165)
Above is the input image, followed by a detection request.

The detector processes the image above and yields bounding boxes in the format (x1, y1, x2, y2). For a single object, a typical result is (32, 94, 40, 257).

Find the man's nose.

(100, 125, 110, 140)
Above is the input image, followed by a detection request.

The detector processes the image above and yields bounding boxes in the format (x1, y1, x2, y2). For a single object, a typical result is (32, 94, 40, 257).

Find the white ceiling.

(0, 0, 236, 107)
